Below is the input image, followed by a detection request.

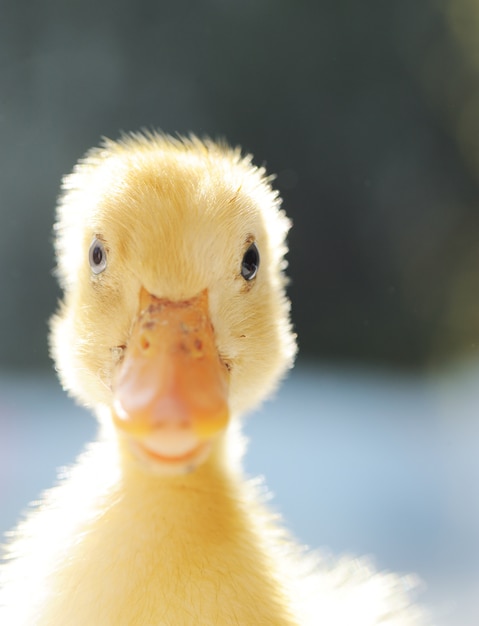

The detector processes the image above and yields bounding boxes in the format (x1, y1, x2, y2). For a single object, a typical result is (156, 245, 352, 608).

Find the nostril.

(191, 338, 204, 358)
(140, 335, 151, 351)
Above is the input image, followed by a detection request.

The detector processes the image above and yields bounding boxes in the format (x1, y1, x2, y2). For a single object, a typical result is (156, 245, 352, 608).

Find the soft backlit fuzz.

(0, 134, 427, 625)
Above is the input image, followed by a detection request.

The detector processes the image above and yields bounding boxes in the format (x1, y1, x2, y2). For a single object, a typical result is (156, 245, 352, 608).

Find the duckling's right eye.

(241, 242, 260, 281)
(89, 238, 107, 274)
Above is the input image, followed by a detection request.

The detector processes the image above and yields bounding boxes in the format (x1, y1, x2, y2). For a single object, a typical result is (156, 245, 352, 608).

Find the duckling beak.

(112, 287, 229, 471)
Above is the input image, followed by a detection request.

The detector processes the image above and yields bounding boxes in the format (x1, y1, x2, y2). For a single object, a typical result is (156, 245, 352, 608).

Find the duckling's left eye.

(89, 238, 107, 274)
(241, 242, 260, 281)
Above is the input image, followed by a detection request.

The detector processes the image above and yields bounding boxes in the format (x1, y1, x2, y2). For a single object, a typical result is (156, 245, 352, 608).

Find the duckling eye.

(89, 238, 107, 274)
(241, 242, 260, 281)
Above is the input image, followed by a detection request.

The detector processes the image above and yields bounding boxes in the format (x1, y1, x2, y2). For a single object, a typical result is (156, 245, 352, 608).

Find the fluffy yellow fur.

(0, 134, 427, 625)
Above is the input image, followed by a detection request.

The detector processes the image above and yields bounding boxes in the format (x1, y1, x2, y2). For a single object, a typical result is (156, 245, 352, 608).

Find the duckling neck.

(33, 429, 297, 626)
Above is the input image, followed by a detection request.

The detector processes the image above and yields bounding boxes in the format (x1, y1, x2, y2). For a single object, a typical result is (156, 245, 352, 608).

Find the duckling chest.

(33, 484, 297, 626)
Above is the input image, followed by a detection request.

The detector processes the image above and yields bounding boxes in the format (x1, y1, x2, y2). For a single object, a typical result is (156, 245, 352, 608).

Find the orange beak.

(112, 287, 229, 471)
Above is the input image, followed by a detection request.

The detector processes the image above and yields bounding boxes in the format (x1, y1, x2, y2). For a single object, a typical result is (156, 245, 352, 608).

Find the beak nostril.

(140, 335, 151, 351)
(191, 338, 204, 359)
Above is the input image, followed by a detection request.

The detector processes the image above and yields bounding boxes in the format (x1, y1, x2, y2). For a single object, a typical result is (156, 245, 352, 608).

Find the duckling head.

(50, 133, 296, 474)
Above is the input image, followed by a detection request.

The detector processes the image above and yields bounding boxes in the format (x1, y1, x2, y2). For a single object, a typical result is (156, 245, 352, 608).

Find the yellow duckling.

(0, 134, 427, 625)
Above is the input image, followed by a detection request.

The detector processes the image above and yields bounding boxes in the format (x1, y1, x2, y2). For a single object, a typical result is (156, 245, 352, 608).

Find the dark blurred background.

(2, 0, 479, 370)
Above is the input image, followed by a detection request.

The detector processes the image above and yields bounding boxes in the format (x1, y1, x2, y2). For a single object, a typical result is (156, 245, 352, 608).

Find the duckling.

(0, 133, 427, 625)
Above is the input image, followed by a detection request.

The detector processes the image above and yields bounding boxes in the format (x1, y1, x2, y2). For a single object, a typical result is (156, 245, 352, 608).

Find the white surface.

(1, 362, 478, 625)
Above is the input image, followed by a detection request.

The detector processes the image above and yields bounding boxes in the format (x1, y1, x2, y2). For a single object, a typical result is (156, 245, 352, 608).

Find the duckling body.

(2, 438, 300, 624)
(0, 134, 427, 625)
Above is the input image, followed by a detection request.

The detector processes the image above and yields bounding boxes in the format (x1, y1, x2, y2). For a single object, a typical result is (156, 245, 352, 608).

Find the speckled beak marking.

(112, 286, 229, 471)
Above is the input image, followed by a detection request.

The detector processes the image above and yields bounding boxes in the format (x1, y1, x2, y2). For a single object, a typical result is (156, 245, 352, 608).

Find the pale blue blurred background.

(2, 363, 479, 625)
